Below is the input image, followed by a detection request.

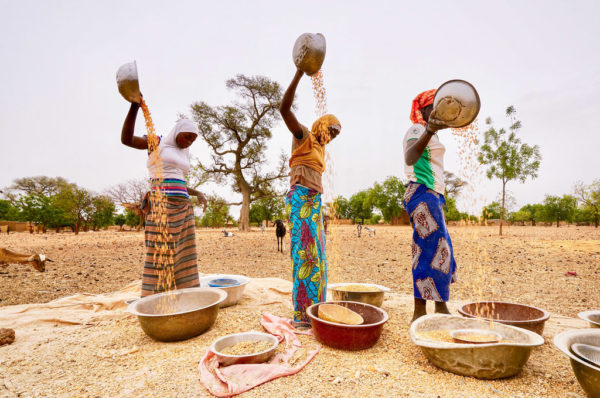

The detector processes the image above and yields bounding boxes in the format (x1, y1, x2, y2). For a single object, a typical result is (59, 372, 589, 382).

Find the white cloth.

(146, 119, 198, 180)
(403, 124, 446, 194)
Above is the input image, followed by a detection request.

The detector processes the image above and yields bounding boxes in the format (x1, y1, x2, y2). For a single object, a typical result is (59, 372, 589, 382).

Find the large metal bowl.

(128, 287, 226, 342)
(307, 301, 388, 350)
(211, 332, 278, 366)
(579, 310, 600, 329)
(199, 274, 249, 308)
(116, 61, 141, 103)
(292, 33, 326, 76)
(328, 283, 390, 307)
(433, 79, 480, 128)
(554, 329, 600, 398)
(458, 301, 550, 335)
(410, 314, 544, 379)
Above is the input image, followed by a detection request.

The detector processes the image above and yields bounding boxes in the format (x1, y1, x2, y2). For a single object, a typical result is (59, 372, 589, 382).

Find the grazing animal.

(0, 248, 52, 272)
(356, 222, 363, 238)
(222, 228, 234, 237)
(364, 226, 376, 237)
(274, 219, 286, 252)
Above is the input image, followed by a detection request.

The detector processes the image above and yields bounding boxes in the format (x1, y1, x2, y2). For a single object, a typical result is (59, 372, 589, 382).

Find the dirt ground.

(2, 225, 599, 317)
(1, 225, 599, 397)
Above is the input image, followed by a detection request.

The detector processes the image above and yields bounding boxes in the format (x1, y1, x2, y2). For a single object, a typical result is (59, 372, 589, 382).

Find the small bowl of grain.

(211, 332, 278, 366)
(328, 283, 390, 307)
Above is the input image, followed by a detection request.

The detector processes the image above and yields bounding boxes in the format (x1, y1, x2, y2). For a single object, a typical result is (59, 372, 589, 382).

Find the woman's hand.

(426, 110, 449, 133)
(196, 192, 208, 212)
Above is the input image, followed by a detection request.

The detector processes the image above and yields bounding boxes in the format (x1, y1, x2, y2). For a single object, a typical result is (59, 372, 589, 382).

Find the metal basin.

(199, 274, 249, 308)
(410, 314, 544, 379)
(211, 332, 278, 366)
(328, 283, 390, 308)
(292, 33, 326, 76)
(307, 301, 388, 351)
(554, 329, 600, 398)
(458, 301, 550, 335)
(579, 310, 600, 328)
(128, 287, 226, 342)
(116, 61, 141, 103)
(432, 79, 480, 128)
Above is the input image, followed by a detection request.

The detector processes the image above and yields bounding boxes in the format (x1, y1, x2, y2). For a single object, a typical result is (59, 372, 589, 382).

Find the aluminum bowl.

(554, 329, 600, 398)
(458, 301, 550, 335)
(116, 61, 141, 103)
(199, 274, 250, 308)
(292, 33, 326, 76)
(307, 301, 388, 350)
(211, 332, 278, 366)
(411, 314, 544, 379)
(328, 283, 390, 308)
(579, 310, 600, 328)
(433, 79, 480, 128)
(128, 287, 226, 342)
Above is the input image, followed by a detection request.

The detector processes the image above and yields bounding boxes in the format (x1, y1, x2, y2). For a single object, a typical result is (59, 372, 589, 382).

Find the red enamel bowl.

(307, 301, 389, 350)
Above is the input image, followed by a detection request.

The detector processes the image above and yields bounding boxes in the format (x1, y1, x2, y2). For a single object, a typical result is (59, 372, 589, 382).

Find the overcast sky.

(1, 1, 599, 215)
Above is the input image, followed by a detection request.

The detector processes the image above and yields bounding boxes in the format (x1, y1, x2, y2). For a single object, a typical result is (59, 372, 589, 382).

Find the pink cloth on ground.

(198, 313, 321, 397)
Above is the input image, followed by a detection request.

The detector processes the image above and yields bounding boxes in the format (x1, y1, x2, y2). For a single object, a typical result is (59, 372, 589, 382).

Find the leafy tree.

(369, 214, 382, 225)
(114, 213, 126, 231)
(478, 106, 541, 235)
(17, 193, 64, 232)
(54, 185, 94, 234)
(482, 201, 502, 220)
(542, 194, 577, 227)
(445, 197, 462, 222)
(331, 196, 350, 219)
(88, 195, 115, 231)
(518, 204, 545, 226)
(347, 191, 373, 224)
(249, 196, 285, 226)
(0, 199, 20, 221)
(190, 75, 288, 231)
(574, 207, 595, 225)
(574, 180, 600, 228)
(125, 208, 141, 230)
(200, 195, 233, 228)
(367, 176, 406, 224)
(6, 176, 70, 197)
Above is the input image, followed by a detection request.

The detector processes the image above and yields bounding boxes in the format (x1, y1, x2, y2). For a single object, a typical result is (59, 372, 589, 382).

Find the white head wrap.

(146, 119, 199, 181)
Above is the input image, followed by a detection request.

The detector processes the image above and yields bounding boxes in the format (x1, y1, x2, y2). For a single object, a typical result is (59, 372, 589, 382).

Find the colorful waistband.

(151, 178, 189, 198)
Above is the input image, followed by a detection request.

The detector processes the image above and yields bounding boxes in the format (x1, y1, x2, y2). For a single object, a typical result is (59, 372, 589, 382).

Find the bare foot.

(435, 301, 451, 315)
(412, 298, 427, 322)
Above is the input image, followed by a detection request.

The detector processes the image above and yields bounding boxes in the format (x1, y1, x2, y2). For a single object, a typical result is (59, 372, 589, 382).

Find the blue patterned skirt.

(403, 182, 457, 302)
(286, 184, 327, 322)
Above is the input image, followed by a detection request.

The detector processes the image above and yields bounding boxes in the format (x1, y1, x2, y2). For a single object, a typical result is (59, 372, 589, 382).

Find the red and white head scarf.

(410, 89, 436, 126)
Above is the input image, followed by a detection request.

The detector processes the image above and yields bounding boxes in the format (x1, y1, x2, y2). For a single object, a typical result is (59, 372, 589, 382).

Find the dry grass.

(0, 225, 598, 397)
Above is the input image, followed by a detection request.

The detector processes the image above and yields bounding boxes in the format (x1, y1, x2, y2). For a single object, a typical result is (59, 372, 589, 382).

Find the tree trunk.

(239, 188, 251, 232)
(500, 180, 506, 236)
(595, 214, 599, 228)
(557, 219, 560, 228)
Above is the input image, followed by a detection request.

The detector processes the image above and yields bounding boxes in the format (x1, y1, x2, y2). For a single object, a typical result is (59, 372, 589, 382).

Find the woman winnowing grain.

(280, 69, 341, 325)
(403, 89, 458, 322)
(121, 101, 207, 297)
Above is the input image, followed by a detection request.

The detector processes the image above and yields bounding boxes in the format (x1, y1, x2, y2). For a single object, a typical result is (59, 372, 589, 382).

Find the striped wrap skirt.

(141, 191, 200, 297)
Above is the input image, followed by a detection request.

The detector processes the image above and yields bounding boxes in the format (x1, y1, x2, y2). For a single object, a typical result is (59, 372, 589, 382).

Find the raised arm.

(405, 107, 448, 165)
(121, 102, 148, 150)
(280, 69, 304, 139)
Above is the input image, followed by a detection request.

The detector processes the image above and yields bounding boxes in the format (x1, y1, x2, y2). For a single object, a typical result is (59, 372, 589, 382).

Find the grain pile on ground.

(0, 225, 598, 397)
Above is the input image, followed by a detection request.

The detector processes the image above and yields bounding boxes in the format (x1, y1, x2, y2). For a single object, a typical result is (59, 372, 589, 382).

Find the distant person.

(280, 68, 341, 326)
(403, 89, 457, 321)
(121, 100, 207, 297)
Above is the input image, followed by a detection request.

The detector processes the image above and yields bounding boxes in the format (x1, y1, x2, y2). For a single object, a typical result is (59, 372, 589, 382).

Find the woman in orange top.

(280, 69, 341, 325)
